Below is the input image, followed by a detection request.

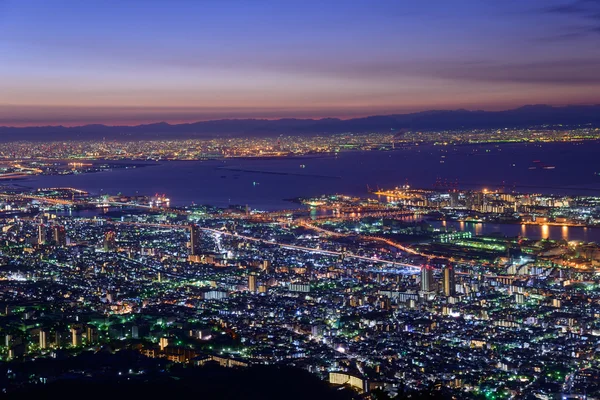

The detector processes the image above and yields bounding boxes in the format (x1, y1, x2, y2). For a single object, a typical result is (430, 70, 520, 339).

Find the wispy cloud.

(541, 0, 600, 39)
(427, 59, 600, 85)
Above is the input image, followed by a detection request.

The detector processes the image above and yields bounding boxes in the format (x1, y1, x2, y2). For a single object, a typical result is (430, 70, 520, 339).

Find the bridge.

(0, 193, 75, 206)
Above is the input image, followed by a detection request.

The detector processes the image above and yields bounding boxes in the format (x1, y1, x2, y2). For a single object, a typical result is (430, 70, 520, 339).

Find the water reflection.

(430, 220, 599, 242)
(541, 224, 549, 239)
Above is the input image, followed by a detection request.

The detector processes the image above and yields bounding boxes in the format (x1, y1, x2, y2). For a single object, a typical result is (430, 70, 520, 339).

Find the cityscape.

(1, 179, 600, 398)
(0, 128, 599, 165)
(2, 0, 600, 399)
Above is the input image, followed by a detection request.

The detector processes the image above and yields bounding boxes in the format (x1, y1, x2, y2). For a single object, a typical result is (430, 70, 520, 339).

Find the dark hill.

(1, 104, 599, 141)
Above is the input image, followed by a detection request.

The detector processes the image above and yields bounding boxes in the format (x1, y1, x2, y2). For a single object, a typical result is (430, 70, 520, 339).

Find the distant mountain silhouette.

(1, 104, 599, 141)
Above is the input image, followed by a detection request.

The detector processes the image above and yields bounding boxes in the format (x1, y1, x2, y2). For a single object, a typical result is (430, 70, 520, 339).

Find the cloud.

(250, 57, 600, 86)
(424, 59, 600, 85)
(541, 0, 600, 38)
(546, 0, 600, 15)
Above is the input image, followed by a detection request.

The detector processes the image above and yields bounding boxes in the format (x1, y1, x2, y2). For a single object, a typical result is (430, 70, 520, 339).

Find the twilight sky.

(1, 0, 600, 126)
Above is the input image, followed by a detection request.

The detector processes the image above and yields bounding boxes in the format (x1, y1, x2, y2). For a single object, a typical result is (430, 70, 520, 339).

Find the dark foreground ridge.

(6, 369, 353, 400)
(1, 352, 351, 400)
(0, 351, 457, 400)
(1, 104, 600, 141)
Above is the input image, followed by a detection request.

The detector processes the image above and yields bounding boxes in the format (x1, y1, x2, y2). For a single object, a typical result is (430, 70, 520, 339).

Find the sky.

(1, 0, 600, 126)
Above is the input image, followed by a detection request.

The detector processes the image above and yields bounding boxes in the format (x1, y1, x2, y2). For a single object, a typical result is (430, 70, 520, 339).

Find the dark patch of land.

(1, 104, 600, 141)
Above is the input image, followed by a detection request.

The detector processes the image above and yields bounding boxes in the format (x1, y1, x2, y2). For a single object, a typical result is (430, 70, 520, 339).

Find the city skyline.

(3, 2, 600, 398)
(1, 0, 600, 126)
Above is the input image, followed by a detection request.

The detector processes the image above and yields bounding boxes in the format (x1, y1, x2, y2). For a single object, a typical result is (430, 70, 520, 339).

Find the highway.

(0, 193, 74, 205)
(296, 220, 423, 256)
(103, 220, 421, 271)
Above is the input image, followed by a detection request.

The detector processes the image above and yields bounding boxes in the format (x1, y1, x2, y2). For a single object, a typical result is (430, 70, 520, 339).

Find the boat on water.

(528, 160, 555, 170)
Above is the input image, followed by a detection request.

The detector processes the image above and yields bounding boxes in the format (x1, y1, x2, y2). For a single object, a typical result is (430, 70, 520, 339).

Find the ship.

(150, 194, 171, 207)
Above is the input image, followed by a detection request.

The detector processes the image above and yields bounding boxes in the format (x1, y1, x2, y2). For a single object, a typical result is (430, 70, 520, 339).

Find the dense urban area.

(0, 127, 599, 166)
(1, 179, 600, 399)
(4, 0, 600, 397)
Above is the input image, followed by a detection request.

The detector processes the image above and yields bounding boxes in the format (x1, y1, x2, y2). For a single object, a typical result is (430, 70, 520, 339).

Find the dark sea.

(16, 141, 600, 241)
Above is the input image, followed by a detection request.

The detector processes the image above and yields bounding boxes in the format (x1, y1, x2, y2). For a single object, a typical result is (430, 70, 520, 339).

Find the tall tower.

(71, 327, 82, 347)
(248, 274, 257, 292)
(421, 265, 434, 293)
(86, 326, 97, 344)
(189, 224, 200, 256)
(53, 226, 67, 247)
(37, 224, 47, 245)
(39, 330, 48, 349)
(443, 264, 456, 297)
(261, 260, 271, 273)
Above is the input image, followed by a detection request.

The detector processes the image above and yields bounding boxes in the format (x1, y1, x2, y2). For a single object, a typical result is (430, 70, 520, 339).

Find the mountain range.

(1, 104, 599, 141)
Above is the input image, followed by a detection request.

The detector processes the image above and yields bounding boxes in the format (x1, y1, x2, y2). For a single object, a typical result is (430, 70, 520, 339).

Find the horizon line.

(2, 103, 600, 129)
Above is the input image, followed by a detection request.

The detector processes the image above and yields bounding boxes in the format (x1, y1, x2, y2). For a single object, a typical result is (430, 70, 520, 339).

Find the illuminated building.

(443, 265, 456, 297)
(159, 337, 169, 351)
(37, 224, 47, 245)
(103, 230, 117, 251)
(289, 283, 310, 293)
(248, 274, 257, 292)
(329, 372, 367, 393)
(195, 355, 249, 368)
(86, 326, 97, 344)
(53, 226, 67, 247)
(420, 265, 434, 293)
(204, 290, 228, 300)
(568, 368, 600, 398)
(71, 327, 82, 347)
(39, 330, 48, 349)
(261, 259, 271, 272)
(189, 224, 201, 256)
(449, 192, 459, 207)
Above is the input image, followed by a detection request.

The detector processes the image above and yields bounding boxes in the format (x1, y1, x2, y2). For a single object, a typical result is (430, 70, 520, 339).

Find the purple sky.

(1, 0, 600, 126)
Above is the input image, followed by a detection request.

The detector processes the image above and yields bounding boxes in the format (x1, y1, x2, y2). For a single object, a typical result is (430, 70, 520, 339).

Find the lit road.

(0, 193, 74, 205)
(297, 220, 423, 256)
(103, 220, 421, 271)
(75, 219, 517, 279)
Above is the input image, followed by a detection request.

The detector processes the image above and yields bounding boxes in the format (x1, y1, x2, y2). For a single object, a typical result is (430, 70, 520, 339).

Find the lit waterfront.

(17, 142, 600, 210)
(431, 220, 600, 242)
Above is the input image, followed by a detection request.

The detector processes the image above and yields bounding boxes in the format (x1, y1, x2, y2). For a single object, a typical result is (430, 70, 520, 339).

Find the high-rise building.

(248, 274, 257, 292)
(71, 327, 82, 347)
(261, 259, 271, 272)
(421, 265, 434, 293)
(443, 264, 456, 297)
(86, 326, 98, 344)
(159, 337, 169, 351)
(39, 330, 48, 349)
(103, 230, 117, 251)
(449, 192, 459, 208)
(53, 226, 67, 247)
(189, 224, 200, 256)
(37, 224, 47, 245)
